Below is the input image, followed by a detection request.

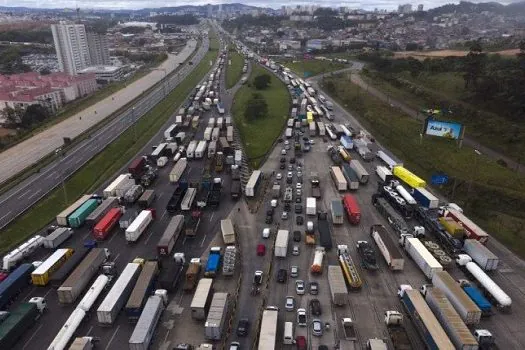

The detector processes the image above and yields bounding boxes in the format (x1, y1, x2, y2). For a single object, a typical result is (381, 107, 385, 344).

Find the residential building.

(398, 4, 413, 14)
(0, 86, 62, 118)
(51, 22, 91, 75)
(87, 31, 110, 66)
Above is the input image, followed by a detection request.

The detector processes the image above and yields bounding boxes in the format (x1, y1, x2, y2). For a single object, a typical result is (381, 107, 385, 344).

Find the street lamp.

(131, 106, 137, 141)
(468, 149, 482, 194)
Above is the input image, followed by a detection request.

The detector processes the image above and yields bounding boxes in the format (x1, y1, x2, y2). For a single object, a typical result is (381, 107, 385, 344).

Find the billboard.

(424, 119, 463, 140)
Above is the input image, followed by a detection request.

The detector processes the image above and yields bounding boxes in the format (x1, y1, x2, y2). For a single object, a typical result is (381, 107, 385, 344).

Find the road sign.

(431, 173, 449, 185)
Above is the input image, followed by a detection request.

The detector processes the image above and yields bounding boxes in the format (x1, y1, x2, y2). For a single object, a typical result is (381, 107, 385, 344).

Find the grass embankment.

(225, 51, 245, 89)
(283, 59, 346, 78)
(231, 65, 291, 169)
(322, 75, 525, 258)
(362, 71, 525, 162)
(0, 34, 219, 254)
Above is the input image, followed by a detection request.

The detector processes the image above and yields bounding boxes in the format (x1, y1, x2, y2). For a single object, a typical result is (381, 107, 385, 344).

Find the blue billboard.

(424, 119, 463, 140)
(431, 173, 449, 185)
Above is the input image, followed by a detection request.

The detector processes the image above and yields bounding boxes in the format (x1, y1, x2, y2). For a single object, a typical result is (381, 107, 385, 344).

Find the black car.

(265, 215, 273, 224)
(295, 204, 303, 214)
(286, 177, 292, 184)
(289, 158, 296, 164)
(295, 196, 302, 203)
(266, 207, 274, 216)
(280, 163, 286, 169)
(293, 231, 301, 242)
(296, 216, 304, 225)
(302, 136, 309, 141)
(277, 268, 288, 283)
(236, 318, 250, 337)
(280, 157, 286, 163)
(310, 299, 322, 316)
(284, 203, 291, 211)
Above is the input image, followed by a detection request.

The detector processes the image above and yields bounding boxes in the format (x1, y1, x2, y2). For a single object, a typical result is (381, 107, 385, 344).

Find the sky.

(1, 0, 524, 11)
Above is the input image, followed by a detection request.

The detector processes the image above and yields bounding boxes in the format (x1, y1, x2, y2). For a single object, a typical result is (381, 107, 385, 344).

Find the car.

(174, 344, 193, 350)
(297, 308, 307, 326)
(262, 227, 270, 238)
(285, 296, 295, 311)
(293, 230, 301, 242)
(312, 319, 323, 336)
(290, 265, 299, 278)
(286, 176, 292, 184)
(288, 165, 293, 171)
(284, 202, 291, 211)
(309, 282, 319, 295)
(277, 268, 287, 283)
(278, 138, 283, 143)
(276, 173, 282, 180)
(280, 157, 286, 163)
(295, 204, 303, 214)
(285, 140, 290, 145)
(302, 136, 309, 141)
(296, 216, 304, 225)
(270, 199, 278, 208)
(287, 171, 293, 179)
(265, 215, 273, 224)
(296, 280, 305, 295)
(296, 188, 302, 196)
(280, 163, 286, 169)
(253, 271, 263, 285)
(289, 158, 296, 164)
(297, 171, 303, 178)
(295, 196, 302, 203)
(309, 299, 322, 316)
(309, 139, 315, 144)
(297, 166, 302, 172)
(292, 246, 300, 256)
(296, 183, 302, 189)
(281, 149, 287, 155)
(281, 212, 288, 220)
(236, 318, 250, 337)
(285, 144, 290, 150)
(229, 342, 240, 350)
(257, 244, 266, 256)
(266, 207, 274, 216)
(295, 336, 307, 350)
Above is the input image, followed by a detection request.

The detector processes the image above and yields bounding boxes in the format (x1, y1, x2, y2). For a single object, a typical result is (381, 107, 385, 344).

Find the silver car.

(285, 296, 295, 311)
(312, 319, 323, 336)
(295, 280, 305, 295)
(290, 265, 299, 278)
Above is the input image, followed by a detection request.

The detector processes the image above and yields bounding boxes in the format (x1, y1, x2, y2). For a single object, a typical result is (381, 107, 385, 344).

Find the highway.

(0, 33, 210, 231)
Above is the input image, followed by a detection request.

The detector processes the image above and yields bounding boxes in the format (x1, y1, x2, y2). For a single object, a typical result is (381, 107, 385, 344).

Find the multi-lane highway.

(0, 33, 210, 231)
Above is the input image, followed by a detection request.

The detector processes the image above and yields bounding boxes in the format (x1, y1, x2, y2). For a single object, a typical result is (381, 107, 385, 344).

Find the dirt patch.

(394, 49, 520, 59)
(0, 128, 17, 137)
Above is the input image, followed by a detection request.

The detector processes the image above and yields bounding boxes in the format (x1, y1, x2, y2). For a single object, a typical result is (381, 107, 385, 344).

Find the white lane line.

(144, 230, 155, 245)
(182, 237, 187, 245)
(86, 326, 93, 336)
(83, 232, 89, 240)
(45, 171, 57, 180)
(113, 253, 121, 263)
(27, 189, 42, 200)
(209, 212, 214, 222)
(105, 325, 121, 350)
(23, 287, 36, 301)
(178, 291, 184, 305)
(163, 329, 171, 344)
(22, 324, 43, 349)
(161, 210, 167, 221)
(43, 288, 53, 298)
(200, 234, 207, 247)
(158, 192, 163, 200)
(17, 189, 32, 199)
(107, 230, 119, 244)
(0, 211, 12, 221)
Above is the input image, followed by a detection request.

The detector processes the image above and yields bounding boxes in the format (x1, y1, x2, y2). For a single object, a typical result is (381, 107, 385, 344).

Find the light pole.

(468, 149, 482, 194)
(131, 106, 137, 142)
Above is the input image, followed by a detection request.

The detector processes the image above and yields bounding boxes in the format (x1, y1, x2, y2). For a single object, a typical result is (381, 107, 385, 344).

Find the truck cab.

(28, 297, 47, 313)
(341, 318, 357, 340)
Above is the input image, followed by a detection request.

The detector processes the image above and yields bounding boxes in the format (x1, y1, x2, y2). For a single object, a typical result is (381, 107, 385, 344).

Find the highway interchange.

(3, 21, 525, 350)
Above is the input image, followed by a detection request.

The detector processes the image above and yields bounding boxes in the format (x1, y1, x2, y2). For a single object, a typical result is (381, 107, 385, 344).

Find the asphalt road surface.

(0, 34, 210, 230)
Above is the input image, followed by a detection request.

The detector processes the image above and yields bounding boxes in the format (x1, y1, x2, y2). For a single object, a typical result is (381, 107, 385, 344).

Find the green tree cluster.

(244, 93, 268, 120)
(1, 104, 49, 128)
(253, 74, 271, 90)
(153, 14, 198, 26)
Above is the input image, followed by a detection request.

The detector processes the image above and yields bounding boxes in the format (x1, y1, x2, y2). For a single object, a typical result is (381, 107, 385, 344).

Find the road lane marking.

(27, 189, 42, 200)
(113, 253, 121, 263)
(107, 230, 119, 244)
(178, 291, 184, 304)
(161, 210, 167, 221)
(0, 211, 12, 221)
(144, 229, 155, 245)
(200, 234, 207, 247)
(209, 212, 214, 222)
(17, 189, 31, 199)
(86, 326, 93, 336)
(182, 237, 187, 245)
(163, 329, 171, 343)
(45, 171, 57, 180)
(23, 287, 36, 301)
(22, 324, 43, 349)
(105, 325, 121, 350)
(157, 192, 163, 200)
(43, 288, 53, 298)
(83, 232, 89, 240)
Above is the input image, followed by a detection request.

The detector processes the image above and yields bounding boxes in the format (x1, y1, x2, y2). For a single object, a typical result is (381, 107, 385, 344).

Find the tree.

(405, 42, 419, 51)
(407, 57, 424, 77)
(323, 80, 336, 93)
(40, 68, 51, 75)
(253, 74, 271, 90)
(0, 106, 24, 127)
(463, 40, 485, 89)
(21, 104, 48, 127)
(244, 93, 268, 120)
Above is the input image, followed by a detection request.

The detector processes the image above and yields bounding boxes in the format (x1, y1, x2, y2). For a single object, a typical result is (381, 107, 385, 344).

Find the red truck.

(342, 194, 361, 225)
(128, 157, 146, 178)
(93, 207, 122, 240)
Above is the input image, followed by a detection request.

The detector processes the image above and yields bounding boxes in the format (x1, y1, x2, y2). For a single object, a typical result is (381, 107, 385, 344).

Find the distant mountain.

(428, 1, 525, 16)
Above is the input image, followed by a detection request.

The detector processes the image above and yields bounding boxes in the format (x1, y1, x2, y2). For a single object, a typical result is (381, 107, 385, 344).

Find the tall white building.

(51, 22, 91, 75)
(87, 32, 110, 66)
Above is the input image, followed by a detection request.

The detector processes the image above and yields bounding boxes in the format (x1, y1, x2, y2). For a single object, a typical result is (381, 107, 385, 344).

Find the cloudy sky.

(1, 0, 523, 11)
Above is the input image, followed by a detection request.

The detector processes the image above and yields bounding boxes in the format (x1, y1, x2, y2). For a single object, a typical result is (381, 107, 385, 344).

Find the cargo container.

(195, 140, 208, 159)
(328, 265, 348, 306)
(191, 278, 214, 320)
(93, 207, 122, 240)
(97, 262, 141, 325)
(67, 199, 99, 228)
(0, 263, 35, 310)
(2, 236, 43, 271)
(392, 166, 426, 188)
(309, 122, 316, 135)
(158, 254, 185, 292)
(220, 219, 235, 245)
(438, 217, 465, 238)
(342, 194, 361, 225)
(32, 248, 74, 286)
(204, 247, 221, 278)
(431, 271, 481, 325)
(275, 230, 289, 258)
(180, 187, 197, 211)
(398, 285, 454, 350)
(340, 135, 353, 150)
(184, 259, 202, 291)
(318, 212, 333, 250)
(208, 140, 217, 158)
(376, 166, 393, 182)
(128, 294, 167, 350)
(245, 170, 262, 197)
(399, 237, 442, 280)
(234, 150, 242, 166)
(0, 297, 46, 348)
(317, 122, 326, 136)
(412, 187, 438, 209)
(157, 215, 184, 256)
(119, 210, 138, 229)
(125, 261, 160, 322)
(422, 287, 479, 350)
(341, 163, 359, 190)
(69, 337, 95, 350)
(48, 307, 86, 350)
(125, 210, 153, 242)
(138, 190, 156, 209)
(128, 157, 146, 179)
(370, 225, 404, 271)
(77, 274, 109, 312)
(377, 150, 402, 169)
(124, 185, 144, 205)
(50, 248, 90, 287)
(164, 124, 178, 140)
(330, 166, 347, 191)
(310, 247, 325, 274)
(441, 208, 489, 244)
(258, 307, 279, 350)
(114, 176, 136, 198)
(330, 199, 344, 225)
(57, 248, 109, 304)
(459, 282, 492, 316)
(186, 141, 198, 158)
(211, 128, 220, 142)
(103, 175, 130, 198)
(463, 240, 498, 271)
(306, 197, 316, 216)
(85, 197, 118, 228)
(226, 126, 234, 142)
(57, 195, 93, 226)
(150, 143, 168, 161)
(350, 160, 369, 184)
(43, 228, 73, 249)
(204, 292, 229, 340)
(169, 158, 187, 183)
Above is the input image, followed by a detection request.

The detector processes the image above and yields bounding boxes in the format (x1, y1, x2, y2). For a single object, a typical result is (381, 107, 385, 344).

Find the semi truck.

(341, 318, 357, 341)
(220, 219, 236, 245)
(384, 311, 413, 350)
(204, 292, 229, 340)
(337, 245, 362, 290)
(125, 261, 160, 322)
(97, 262, 142, 326)
(310, 172, 321, 198)
(274, 230, 289, 258)
(440, 206, 489, 244)
(125, 210, 153, 243)
(342, 194, 361, 225)
(430, 271, 482, 325)
(356, 241, 378, 270)
(310, 247, 325, 274)
(68, 199, 99, 228)
(0, 297, 46, 348)
(462, 239, 498, 271)
(169, 158, 187, 183)
(0, 263, 35, 310)
(32, 248, 74, 286)
(56, 194, 93, 226)
(318, 212, 333, 250)
(191, 278, 214, 320)
(330, 166, 347, 191)
(373, 197, 409, 236)
(341, 163, 359, 190)
(328, 265, 348, 306)
(93, 207, 122, 240)
(399, 236, 443, 280)
(158, 253, 185, 292)
(57, 248, 110, 304)
(350, 159, 369, 184)
(184, 258, 202, 291)
(43, 227, 72, 249)
(138, 190, 156, 209)
(184, 210, 202, 237)
(204, 247, 221, 278)
(2, 235, 43, 272)
(128, 292, 168, 350)
(420, 286, 479, 350)
(397, 285, 454, 350)
(458, 280, 492, 316)
(49, 248, 90, 287)
(85, 197, 118, 228)
(157, 215, 184, 256)
(370, 225, 404, 271)
(331, 200, 344, 225)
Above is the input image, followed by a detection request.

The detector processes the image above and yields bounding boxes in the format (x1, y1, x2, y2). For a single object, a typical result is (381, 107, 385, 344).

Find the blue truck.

(0, 263, 35, 310)
(461, 282, 492, 316)
(204, 247, 221, 277)
(340, 135, 353, 150)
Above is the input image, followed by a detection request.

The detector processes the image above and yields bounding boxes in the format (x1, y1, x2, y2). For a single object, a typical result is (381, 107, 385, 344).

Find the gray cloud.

(2, 0, 523, 11)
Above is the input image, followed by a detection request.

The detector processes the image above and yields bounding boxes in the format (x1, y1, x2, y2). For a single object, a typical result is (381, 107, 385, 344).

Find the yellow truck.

(392, 166, 426, 188)
(31, 248, 74, 286)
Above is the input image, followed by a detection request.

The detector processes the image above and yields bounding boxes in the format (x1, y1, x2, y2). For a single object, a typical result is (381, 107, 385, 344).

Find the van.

(283, 321, 294, 344)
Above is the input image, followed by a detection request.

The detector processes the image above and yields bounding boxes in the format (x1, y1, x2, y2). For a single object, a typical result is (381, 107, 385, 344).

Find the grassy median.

(226, 51, 245, 89)
(231, 65, 290, 169)
(0, 34, 219, 254)
(282, 59, 346, 78)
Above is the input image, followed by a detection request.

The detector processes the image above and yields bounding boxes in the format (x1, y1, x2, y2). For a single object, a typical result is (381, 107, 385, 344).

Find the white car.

(262, 228, 270, 239)
(297, 308, 307, 327)
(290, 265, 299, 278)
(285, 140, 290, 146)
(276, 173, 282, 180)
(285, 296, 295, 311)
(295, 280, 305, 295)
(292, 246, 300, 256)
(296, 183, 302, 189)
(281, 212, 288, 220)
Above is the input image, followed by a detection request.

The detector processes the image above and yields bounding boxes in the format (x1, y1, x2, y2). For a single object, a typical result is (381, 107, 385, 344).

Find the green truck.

(0, 297, 47, 348)
(68, 198, 99, 228)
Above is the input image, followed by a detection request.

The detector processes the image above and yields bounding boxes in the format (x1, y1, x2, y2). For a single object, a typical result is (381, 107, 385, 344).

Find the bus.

(258, 307, 279, 350)
(31, 248, 74, 286)
(245, 170, 262, 197)
(181, 188, 197, 211)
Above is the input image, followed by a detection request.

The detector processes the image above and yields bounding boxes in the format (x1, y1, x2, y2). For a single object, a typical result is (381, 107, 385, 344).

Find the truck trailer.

(0, 297, 46, 348)
(125, 210, 153, 242)
(462, 239, 498, 271)
(204, 292, 229, 340)
(125, 261, 160, 322)
(85, 197, 118, 228)
(43, 227, 72, 249)
(220, 219, 236, 245)
(157, 215, 184, 256)
(191, 278, 214, 320)
(370, 225, 404, 271)
(399, 236, 442, 280)
(0, 263, 35, 310)
(129, 292, 167, 350)
(274, 230, 289, 258)
(328, 265, 348, 306)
